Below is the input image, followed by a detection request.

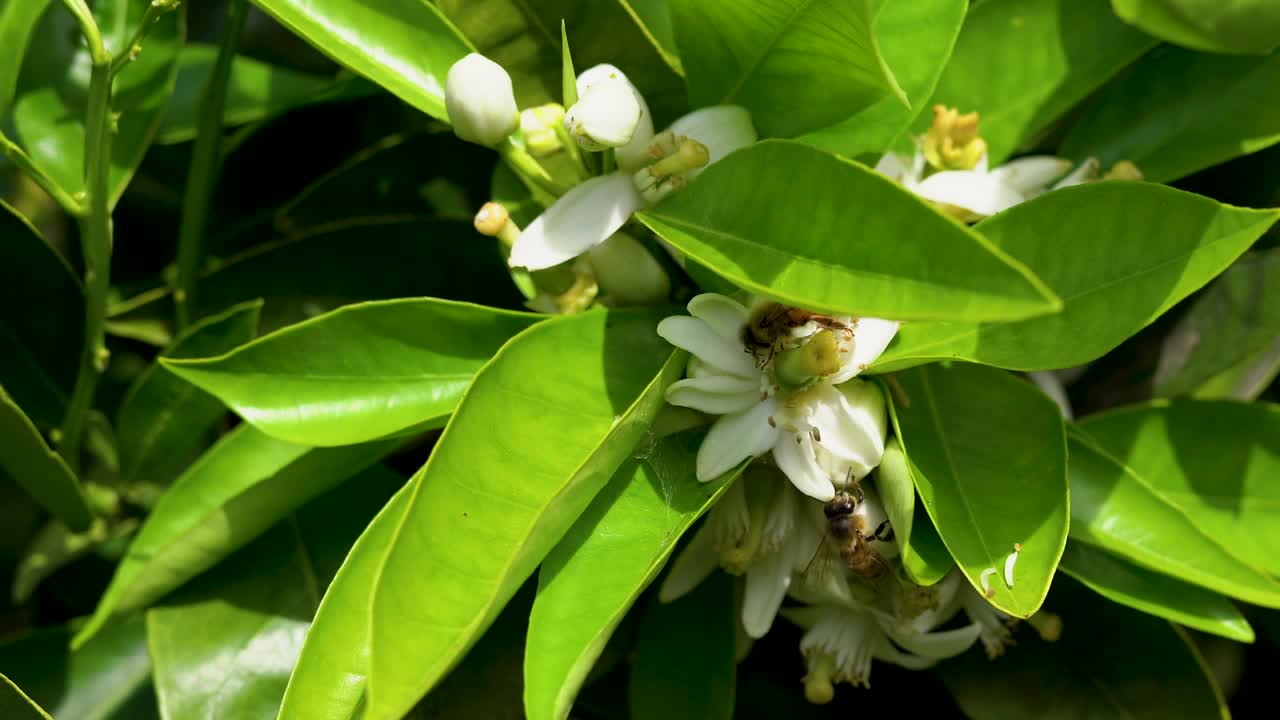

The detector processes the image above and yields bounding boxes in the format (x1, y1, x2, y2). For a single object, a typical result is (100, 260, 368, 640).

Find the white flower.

(564, 67, 644, 151)
(957, 583, 1015, 658)
(573, 65, 655, 170)
(509, 98, 756, 270)
(656, 294, 897, 500)
(444, 54, 519, 146)
(875, 150, 1074, 220)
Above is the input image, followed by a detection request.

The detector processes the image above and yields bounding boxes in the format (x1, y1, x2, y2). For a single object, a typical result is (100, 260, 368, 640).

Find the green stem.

(56, 0, 111, 471)
(108, 0, 181, 77)
(498, 139, 571, 200)
(0, 133, 84, 215)
(174, 0, 247, 331)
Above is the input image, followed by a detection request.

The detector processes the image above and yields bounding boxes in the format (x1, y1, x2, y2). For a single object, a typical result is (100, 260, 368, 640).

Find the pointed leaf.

(163, 299, 540, 447)
(524, 429, 745, 720)
(116, 301, 261, 486)
(366, 309, 682, 720)
(921, 0, 1156, 164)
(875, 183, 1280, 372)
(875, 434, 953, 586)
(1060, 541, 1253, 643)
(0, 0, 51, 120)
(1111, 0, 1280, 55)
(0, 387, 92, 532)
(890, 363, 1068, 618)
(247, 0, 471, 121)
(670, 0, 903, 137)
(74, 425, 399, 647)
(637, 140, 1061, 322)
(1067, 426, 1280, 607)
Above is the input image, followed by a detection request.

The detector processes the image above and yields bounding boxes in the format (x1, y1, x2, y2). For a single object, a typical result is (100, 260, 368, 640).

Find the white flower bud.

(586, 231, 670, 305)
(520, 104, 565, 157)
(445, 53, 519, 146)
(564, 75, 642, 151)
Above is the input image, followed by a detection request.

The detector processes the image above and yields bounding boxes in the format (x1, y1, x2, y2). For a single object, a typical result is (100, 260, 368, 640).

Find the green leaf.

(365, 308, 681, 719)
(874, 434, 953, 586)
(0, 0, 51, 120)
(13, 0, 182, 207)
(1061, 47, 1280, 183)
(106, 218, 527, 340)
(0, 201, 82, 431)
(637, 140, 1060, 322)
(116, 301, 261, 486)
(620, 0, 682, 73)
(524, 429, 744, 720)
(940, 576, 1226, 720)
(798, 0, 967, 159)
(277, 482, 412, 720)
(1155, 249, 1280, 397)
(0, 675, 52, 720)
(923, 0, 1156, 164)
(628, 572, 736, 720)
(247, 0, 471, 121)
(1059, 540, 1254, 643)
(163, 298, 540, 447)
(1067, 425, 1280, 607)
(146, 465, 403, 720)
(12, 517, 138, 604)
(73, 425, 399, 648)
(1112, 0, 1280, 55)
(874, 183, 1280, 372)
(560, 20, 577, 108)
(0, 387, 93, 532)
(1078, 400, 1280, 578)
(1191, 337, 1280, 401)
(156, 44, 361, 145)
(669, 0, 903, 137)
(890, 363, 1068, 618)
(0, 617, 155, 720)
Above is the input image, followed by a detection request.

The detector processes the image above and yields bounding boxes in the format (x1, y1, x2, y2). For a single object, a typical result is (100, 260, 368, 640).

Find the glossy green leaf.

(116, 301, 261, 486)
(669, 0, 902, 137)
(147, 465, 403, 720)
(1155, 249, 1280, 397)
(799, 0, 966, 159)
(941, 576, 1226, 720)
(13, 0, 182, 206)
(0, 201, 82, 431)
(0, 387, 93, 532)
(1078, 400, 1280, 578)
(0, 617, 155, 720)
(12, 517, 138, 604)
(629, 572, 735, 720)
(106, 218, 527, 342)
(874, 434, 953, 586)
(366, 308, 681, 720)
(1067, 426, 1280, 607)
(0, 0, 51, 119)
(1112, 0, 1280, 55)
(1059, 541, 1253, 643)
(248, 0, 470, 121)
(874, 183, 1280, 372)
(0, 675, 51, 720)
(637, 140, 1060, 322)
(163, 298, 541, 447)
(1061, 47, 1280, 183)
(890, 363, 1068, 617)
(277, 482, 412, 720)
(923, 0, 1156, 164)
(525, 429, 744, 720)
(156, 44, 359, 145)
(621, 0, 681, 72)
(1192, 337, 1280, 401)
(73, 425, 399, 648)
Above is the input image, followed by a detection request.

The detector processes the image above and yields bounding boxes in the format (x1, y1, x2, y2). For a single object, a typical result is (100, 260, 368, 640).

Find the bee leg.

(871, 520, 895, 542)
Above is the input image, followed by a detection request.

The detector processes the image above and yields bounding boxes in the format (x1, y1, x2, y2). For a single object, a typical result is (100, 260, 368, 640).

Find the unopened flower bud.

(520, 104, 565, 156)
(585, 231, 670, 305)
(924, 105, 987, 171)
(445, 54, 519, 146)
(564, 76, 642, 150)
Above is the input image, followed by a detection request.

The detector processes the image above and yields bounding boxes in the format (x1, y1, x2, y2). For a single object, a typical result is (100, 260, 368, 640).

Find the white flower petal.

(807, 382, 886, 477)
(772, 430, 836, 501)
(696, 399, 779, 481)
(687, 293, 750, 345)
(742, 548, 792, 638)
(874, 152, 912, 182)
(564, 79, 642, 150)
(885, 621, 982, 660)
(657, 316, 759, 377)
(665, 376, 761, 414)
(871, 637, 936, 671)
(1052, 157, 1100, 189)
(988, 156, 1072, 195)
(667, 105, 757, 179)
(509, 173, 644, 270)
(659, 522, 719, 603)
(915, 170, 1025, 218)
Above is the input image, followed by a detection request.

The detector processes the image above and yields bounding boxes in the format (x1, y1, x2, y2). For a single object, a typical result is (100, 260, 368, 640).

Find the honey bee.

(823, 488, 894, 580)
(742, 302, 853, 367)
